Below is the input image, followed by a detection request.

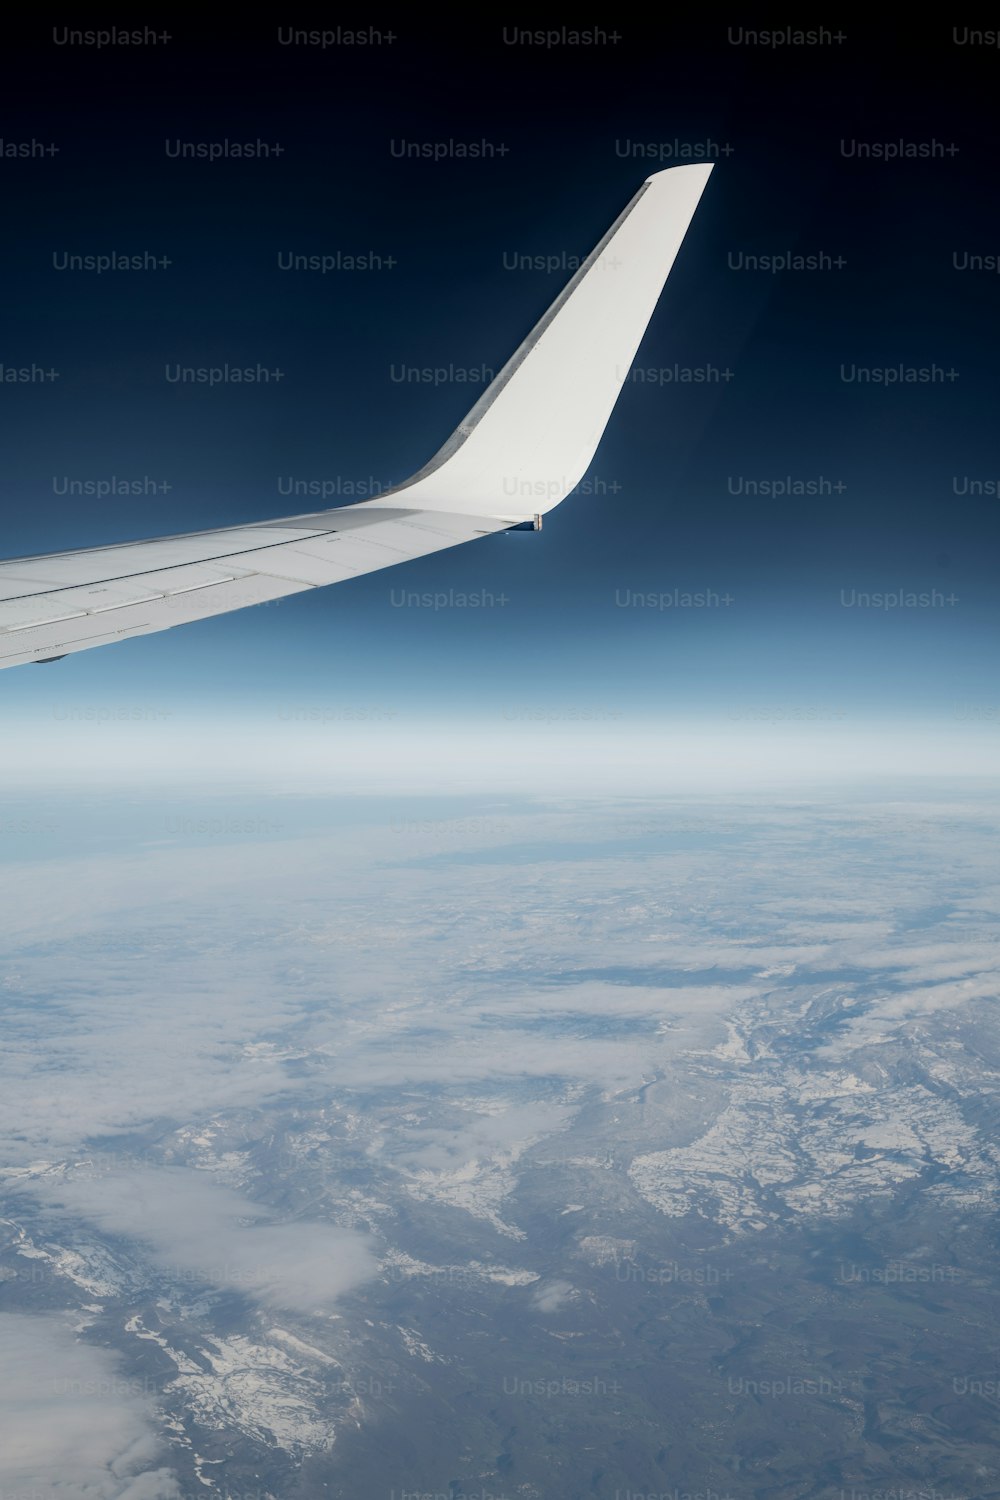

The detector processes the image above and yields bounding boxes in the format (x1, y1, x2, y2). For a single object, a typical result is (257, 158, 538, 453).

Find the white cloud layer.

(0, 786, 997, 1473)
(33, 1167, 377, 1313)
(0, 1314, 180, 1499)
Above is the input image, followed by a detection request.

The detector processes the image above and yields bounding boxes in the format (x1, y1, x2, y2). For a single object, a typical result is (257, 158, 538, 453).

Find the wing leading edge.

(0, 164, 712, 670)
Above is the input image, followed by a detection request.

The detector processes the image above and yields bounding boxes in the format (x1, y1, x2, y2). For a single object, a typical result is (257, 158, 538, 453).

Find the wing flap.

(0, 507, 509, 666)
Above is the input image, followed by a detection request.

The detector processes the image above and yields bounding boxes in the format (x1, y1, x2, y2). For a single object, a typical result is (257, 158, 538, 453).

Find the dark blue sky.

(1, 20, 998, 758)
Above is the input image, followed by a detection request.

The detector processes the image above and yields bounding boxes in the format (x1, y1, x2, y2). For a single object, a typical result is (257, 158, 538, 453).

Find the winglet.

(377, 164, 713, 521)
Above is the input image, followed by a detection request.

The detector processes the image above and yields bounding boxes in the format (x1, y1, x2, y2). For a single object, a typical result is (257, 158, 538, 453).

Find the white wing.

(0, 165, 712, 671)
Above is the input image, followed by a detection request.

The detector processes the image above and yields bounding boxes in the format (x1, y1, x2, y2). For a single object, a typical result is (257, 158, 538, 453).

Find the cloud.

(31, 1167, 377, 1313)
(530, 1279, 577, 1313)
(835, 939, 1000, 984)
(3, 788, 999, 1267)
(0, 1313, 180, 1499)
(388, 1100, 570, 1173)
(3, 790, 995, 1181)
(0, 820, 766, 1168)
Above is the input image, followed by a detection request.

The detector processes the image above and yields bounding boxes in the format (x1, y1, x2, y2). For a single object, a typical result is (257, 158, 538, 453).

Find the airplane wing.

(0, 164, 713, 671)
